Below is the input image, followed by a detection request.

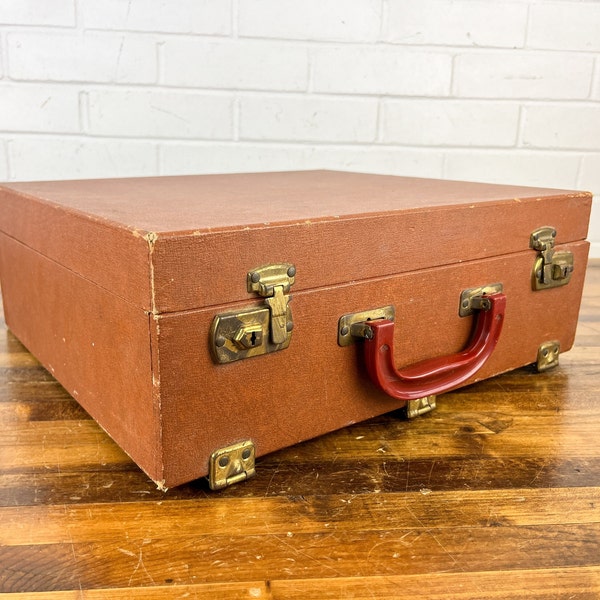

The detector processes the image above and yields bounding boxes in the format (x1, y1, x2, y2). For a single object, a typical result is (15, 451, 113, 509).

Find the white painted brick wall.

(381, 100, 520, 147)
(0, 84, 80, 132)
(0, 0, 75, 27)
(87, 90, 234, 139)
(312, 47, 452, 96)
(383, 0, 528, 48)
(454, 52, 594, 99)
(238, 0, 382, 42)
(522, 104, 600, 150)
(528, 2, 600, 52)
(8, 32, 158, 83)
(9, 137, 158, 181)
(80, 0, 231, 35)
(0, 141, 7, 180)
(239, 96, 378, 142)
(162, 39, 309, 91)
(444, 151, 581, 190)
(581, 155, 600, 197)
(0, 0, 598, 257)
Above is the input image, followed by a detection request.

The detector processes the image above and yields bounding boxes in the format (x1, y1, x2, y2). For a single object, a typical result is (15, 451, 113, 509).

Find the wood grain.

(0, 261, 599, 598)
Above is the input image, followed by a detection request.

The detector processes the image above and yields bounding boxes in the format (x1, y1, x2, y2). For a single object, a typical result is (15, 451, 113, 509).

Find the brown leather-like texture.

(0, 171, 592, 487)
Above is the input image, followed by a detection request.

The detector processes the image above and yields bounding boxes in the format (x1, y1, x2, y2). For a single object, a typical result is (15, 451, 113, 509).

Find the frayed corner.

(154, 479, 169, 492)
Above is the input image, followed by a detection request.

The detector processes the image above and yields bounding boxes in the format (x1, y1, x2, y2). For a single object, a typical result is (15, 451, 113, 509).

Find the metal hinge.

(530, 227, 574, 291)
(208, 440, 256, 490)
(210, 264, 295, 364)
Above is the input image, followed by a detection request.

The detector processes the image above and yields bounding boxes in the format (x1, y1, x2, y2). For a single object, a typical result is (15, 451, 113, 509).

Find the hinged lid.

(0, 170, 591, 314)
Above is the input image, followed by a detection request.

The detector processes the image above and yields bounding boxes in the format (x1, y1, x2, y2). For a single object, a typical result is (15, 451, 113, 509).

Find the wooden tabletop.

(1, 261, 599, 599)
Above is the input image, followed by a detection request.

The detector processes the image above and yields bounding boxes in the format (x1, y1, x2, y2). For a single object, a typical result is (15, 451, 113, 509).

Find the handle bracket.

(338, 305, 395, 347)
(459, 283, 503, 317)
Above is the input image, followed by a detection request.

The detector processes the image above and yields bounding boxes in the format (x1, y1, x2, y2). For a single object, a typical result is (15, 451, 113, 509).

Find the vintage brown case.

(0, 171, 592, 489)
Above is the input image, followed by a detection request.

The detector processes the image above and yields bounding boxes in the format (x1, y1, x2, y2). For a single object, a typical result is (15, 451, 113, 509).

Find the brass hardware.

(403, 395, 437, 419)
(233, 323, 264, 350)
(459, 283, 504, 317)
(530, 227, 574, 291)
(210, 305, 292, 364)
(338, 306, 395, 346)
(248, 263, 295, 345)
(208, 440, 256, 490)
(248, 263, 295, 296)
(210, 264, 295, 364)
(536, 340, 560, 372)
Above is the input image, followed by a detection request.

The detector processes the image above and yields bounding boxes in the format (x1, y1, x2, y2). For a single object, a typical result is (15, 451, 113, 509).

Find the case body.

(0, 171, 591, 488)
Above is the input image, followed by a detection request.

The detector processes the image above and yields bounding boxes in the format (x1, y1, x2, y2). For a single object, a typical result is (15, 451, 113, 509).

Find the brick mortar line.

(1, 80, 599, 105)
(1, 132, 598, 154)
(5, 25, 600, 57)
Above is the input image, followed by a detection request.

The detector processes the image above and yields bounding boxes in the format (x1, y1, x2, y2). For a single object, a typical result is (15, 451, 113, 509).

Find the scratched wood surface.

(0, 262, 599, 599)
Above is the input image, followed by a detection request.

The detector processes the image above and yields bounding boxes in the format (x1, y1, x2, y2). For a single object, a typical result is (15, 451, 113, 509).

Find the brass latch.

(530, 227, 574, 291)
(208, 440, 256, 490)
(210, 264, 295, 364)
(248, 264, 295, 344)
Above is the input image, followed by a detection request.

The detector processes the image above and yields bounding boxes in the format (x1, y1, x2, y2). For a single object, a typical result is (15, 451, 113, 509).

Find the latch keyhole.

(232, 324, 264, 350)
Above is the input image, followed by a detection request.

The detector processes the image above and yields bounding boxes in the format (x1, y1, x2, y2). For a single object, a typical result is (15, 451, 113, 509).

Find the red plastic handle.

(362, 293, 506, 401)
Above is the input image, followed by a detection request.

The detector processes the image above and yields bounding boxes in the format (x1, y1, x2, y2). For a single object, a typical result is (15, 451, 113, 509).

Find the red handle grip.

(362, 293, 506, 401)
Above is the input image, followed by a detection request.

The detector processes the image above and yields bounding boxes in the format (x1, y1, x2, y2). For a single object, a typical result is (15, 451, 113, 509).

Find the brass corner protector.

(208, 440, 256, 491)
(536, 341, 560, 372)
(403, 396, 437, 419)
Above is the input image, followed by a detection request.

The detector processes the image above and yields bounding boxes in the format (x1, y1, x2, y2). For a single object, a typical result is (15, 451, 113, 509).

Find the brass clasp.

(248, 264, 295, 345)
(210, 264, 295, 364)
(530, 227, 574, 290)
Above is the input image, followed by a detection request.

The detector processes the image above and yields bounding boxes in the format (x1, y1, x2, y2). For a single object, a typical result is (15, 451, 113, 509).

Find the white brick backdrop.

(0, 0, 598, 256)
